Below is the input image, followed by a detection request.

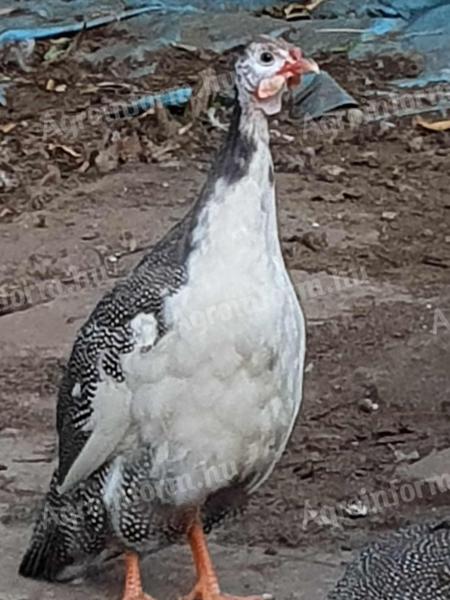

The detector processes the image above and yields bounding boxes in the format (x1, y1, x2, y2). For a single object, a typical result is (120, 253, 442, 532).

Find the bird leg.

(122, 552, 157, 600)
(181, 518, 270, 600)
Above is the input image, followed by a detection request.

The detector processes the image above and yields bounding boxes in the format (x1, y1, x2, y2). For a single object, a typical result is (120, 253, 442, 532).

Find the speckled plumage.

(19, 37, 307, 585)
(328, 520, 450, 600)
(19, 218, 191, 580)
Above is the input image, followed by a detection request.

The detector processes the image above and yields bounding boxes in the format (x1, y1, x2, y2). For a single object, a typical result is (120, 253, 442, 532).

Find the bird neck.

(188, 92, 281, 262)
(230, 94, 271, 147)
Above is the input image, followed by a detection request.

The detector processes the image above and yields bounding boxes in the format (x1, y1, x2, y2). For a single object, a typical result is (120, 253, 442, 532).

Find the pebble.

(381, 211, 397, 221)
(394, 449, 420, 463)
(359, 397, 379, 413)
(408, 136, 424, 152)
(347, 108, 365, 127)
(323, 164, 346, 178)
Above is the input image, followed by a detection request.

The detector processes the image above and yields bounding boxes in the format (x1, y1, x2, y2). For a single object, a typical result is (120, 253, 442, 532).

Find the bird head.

(235, 36, 319, 116)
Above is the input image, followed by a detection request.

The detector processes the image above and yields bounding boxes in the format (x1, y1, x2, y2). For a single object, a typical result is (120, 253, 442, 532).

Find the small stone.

(408, 136, 424, 152)
(359, 397, 379, 413)
(381, 211, 397, 221)
(95, 146, 119, 174)
(33, 214, 47, 228)
(323, 164, 345, 178)
(343, 187, 363, 199)
(302, 146, 316, 158)
(347, 108, 365, 127)
(301, 230, 327, 251)
(394, 449, 420, 463)
(81, 231, 99, 241)
(0, 169, 18, 191)
(344, 500, 369, 518)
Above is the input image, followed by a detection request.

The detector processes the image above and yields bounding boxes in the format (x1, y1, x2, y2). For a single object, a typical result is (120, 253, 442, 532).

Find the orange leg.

(181, 519, 271, 600)
(122, 552, 157, 600)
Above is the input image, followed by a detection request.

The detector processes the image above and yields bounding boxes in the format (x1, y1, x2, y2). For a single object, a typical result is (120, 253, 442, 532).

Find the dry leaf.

(305, 0, 326, 11)
(0, 122, 17, 133)
(78, 160, 90, 174)
(48, 143, 81, 158)
(60, 145, 80, 158)
(265, 0, 325, 19)
(80, 84, 100, 94)
(189, 67, 215, 119)
(155, 102, 179, 138)
(44, 46, 66, 63)
(0, 207, 15, 221)
(284, 3, 309, 19)
(415, 116, 450, 132)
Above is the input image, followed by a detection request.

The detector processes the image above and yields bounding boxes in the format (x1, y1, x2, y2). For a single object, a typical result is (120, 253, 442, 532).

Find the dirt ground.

(1, 27, 450, 600)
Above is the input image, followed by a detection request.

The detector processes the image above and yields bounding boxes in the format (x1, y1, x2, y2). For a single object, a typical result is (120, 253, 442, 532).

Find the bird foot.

(123, 594, 157, 600)
(183, 594, 272, 600)
(180, 580, 273, 600)
(121, 553, 158, 600)
(181, 520, 273, 600)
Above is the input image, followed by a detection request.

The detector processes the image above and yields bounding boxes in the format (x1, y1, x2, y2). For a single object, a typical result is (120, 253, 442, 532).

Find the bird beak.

(277, 48, 319, 87)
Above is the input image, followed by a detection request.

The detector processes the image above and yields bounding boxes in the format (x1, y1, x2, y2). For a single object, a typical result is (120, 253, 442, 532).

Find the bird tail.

(19, 470, 110, 582)
(19, 493, 73, 581)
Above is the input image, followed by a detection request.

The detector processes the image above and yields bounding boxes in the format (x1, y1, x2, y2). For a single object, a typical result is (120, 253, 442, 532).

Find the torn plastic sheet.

(2, 0, 450, 90)
(108, 87, 193, 119)
(0, 83, 11, 107)
(0, 0, 281, 47)
(351, 4, 450, 87)
(304, 1, 450, 86)
(315, 0, 447, 19)
(291, 71, 358, 120)
(0, 5, 198, 47)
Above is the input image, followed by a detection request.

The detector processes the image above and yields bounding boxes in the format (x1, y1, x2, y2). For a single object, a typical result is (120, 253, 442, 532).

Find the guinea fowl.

(328, 520, 450, 600)
(19, 36, 318, 600)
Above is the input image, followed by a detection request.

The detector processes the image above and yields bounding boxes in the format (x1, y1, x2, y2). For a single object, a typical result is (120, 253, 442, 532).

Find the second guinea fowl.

(19, 36, 318, 600)
(329, 520, 450, 600)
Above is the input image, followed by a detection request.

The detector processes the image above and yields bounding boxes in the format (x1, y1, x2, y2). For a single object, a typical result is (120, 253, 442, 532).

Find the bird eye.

(260, 51, 274, 65)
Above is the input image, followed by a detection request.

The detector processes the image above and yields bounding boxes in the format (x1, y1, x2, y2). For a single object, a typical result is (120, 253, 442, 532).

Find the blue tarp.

(1, 0, 449, 101)
(0, 1, 287, 46)
(315, 0, 450, 86)
(352, 4, 450, 87)
(1, 0, 450, 87)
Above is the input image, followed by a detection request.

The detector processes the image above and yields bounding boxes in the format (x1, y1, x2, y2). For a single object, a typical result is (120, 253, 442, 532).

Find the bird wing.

(56, 220, 190, 495)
